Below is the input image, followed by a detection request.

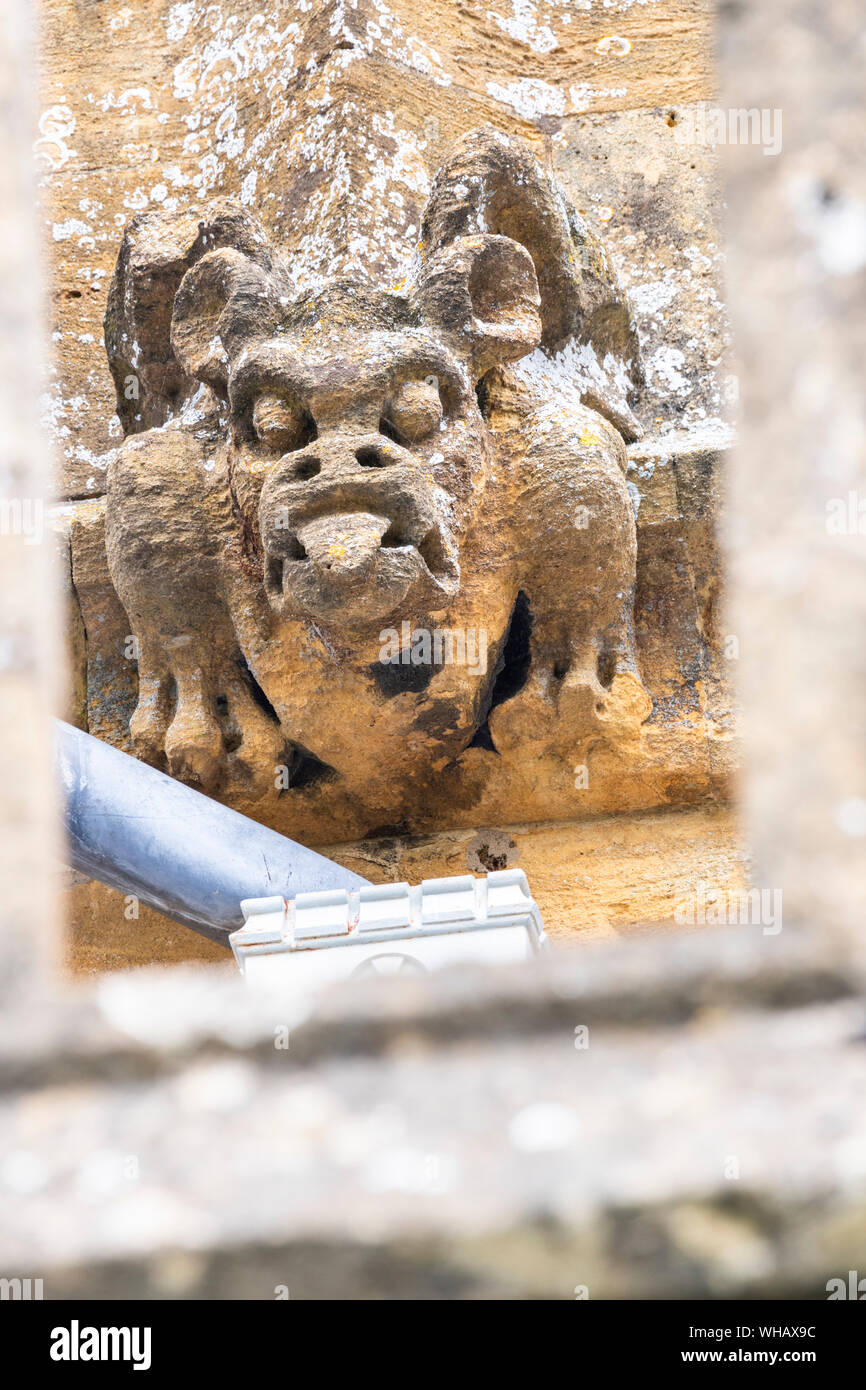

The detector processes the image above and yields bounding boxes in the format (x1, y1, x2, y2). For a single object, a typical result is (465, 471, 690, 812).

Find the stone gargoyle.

(103, 129, 651, 833)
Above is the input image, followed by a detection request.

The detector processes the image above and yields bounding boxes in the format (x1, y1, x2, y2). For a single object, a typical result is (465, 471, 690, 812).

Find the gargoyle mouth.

(264, 509, 458, 622)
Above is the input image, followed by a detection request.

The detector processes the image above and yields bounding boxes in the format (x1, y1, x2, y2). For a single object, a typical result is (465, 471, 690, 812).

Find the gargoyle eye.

(252, 394, 315, 453)
(381, 377, 443, 444)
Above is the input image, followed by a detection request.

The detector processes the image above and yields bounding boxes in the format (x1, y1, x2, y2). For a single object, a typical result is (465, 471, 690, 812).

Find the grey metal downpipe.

(55, 720, 370, 944)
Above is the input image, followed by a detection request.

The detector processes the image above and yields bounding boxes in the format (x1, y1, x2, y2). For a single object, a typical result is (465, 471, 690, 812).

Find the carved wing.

(103, 201, 284, 435)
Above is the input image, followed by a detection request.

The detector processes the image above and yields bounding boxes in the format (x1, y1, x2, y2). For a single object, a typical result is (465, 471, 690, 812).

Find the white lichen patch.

(646, 345, 690, 397)
(514, 339, 635, 418)
(52, 218, 92, 245)
(34, 104, 77, 171)
(487, 2, 559, 54)
(486, 78, 565, 118)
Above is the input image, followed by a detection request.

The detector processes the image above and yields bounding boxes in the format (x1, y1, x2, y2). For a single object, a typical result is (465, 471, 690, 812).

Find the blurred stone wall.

(0, 3, 62, 999)
(719, 0, 866, 950)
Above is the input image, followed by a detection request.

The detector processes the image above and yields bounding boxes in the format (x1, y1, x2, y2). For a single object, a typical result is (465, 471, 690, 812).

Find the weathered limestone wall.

(39, 0, 722, 498)
(37, 0, 741, 965)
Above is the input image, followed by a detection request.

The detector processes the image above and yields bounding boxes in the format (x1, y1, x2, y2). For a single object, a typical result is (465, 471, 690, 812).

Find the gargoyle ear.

(171, 248, 283, 395)
(420, 130, 644, 441)
(417, 234, 542, 378)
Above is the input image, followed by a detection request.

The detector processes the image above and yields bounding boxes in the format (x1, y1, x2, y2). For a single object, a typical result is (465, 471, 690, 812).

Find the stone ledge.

(63, 804, 747, 970)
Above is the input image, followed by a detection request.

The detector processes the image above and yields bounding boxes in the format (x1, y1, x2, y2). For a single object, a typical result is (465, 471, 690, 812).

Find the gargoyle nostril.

(290, 456, 321, 482)
(355, 445, 391, 469)
(381, 522, 409, 548)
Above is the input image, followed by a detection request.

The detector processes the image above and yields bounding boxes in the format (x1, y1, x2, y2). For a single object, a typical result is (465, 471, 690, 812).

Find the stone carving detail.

(103, 130, 651, 828)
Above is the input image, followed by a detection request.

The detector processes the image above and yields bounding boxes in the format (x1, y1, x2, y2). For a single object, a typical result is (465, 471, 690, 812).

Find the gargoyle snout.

(275, 431, 407, 490)
(259, 431, 434, 551)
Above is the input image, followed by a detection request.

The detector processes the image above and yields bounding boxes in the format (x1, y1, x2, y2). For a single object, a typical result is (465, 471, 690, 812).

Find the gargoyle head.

(105, 130, 641, 632)
(169, 231, 541, 628)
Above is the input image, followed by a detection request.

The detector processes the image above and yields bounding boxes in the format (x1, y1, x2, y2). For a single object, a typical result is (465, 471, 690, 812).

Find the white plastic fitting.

(231, 868, 547, 989)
